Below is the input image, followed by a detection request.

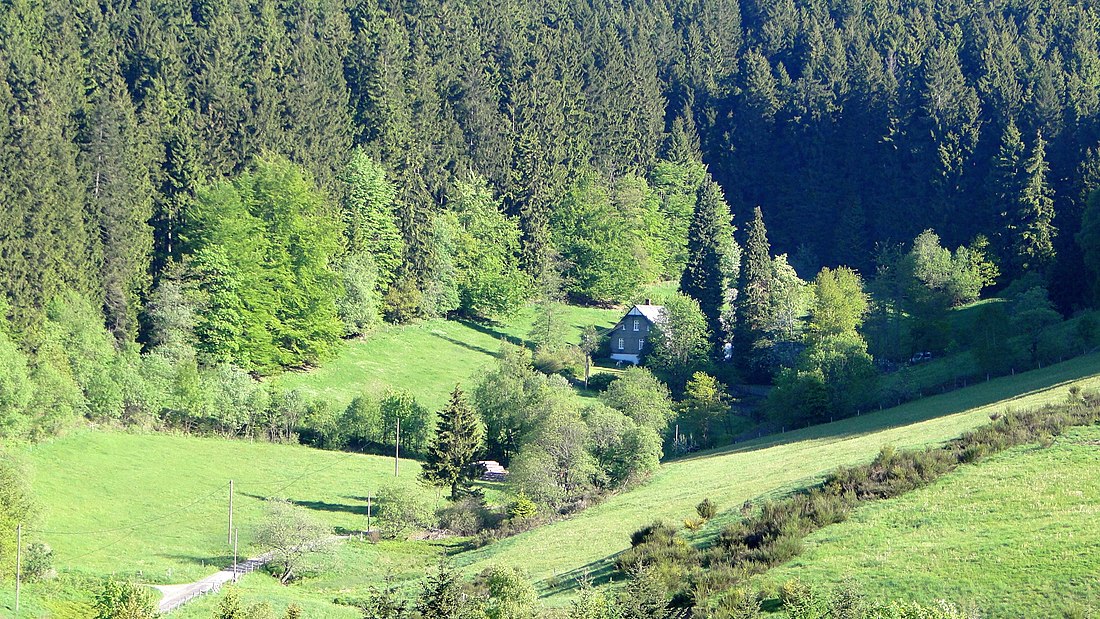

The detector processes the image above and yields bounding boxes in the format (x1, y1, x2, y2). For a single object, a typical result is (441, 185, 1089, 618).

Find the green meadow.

(7, 353, 1100, 617)
(275, 305, 621, 411)
(764, 426, 1100, 617)
(453, 352, 1100, 600)
(3, 431, 439, 617)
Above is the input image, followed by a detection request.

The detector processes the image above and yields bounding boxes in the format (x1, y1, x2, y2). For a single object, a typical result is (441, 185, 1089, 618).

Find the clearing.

(8, 353, 1100, 617)
(1, 431, 440, 618)
(275, 305, 620, 411)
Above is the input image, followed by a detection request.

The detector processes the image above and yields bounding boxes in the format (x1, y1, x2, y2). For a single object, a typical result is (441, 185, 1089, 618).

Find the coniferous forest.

(5, 0, 1100, 439)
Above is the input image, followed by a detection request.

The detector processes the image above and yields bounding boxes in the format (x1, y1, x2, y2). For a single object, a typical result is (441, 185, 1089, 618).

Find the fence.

(159, 557, 268, 614)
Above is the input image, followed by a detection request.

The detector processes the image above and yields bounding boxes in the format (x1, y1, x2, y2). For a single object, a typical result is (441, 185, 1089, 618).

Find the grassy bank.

(453, 353, 1100, 601)
(763, 425, 1100, 617)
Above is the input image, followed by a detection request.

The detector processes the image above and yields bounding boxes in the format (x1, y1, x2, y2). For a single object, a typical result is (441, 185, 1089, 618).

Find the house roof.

(630, 304, 666, 324)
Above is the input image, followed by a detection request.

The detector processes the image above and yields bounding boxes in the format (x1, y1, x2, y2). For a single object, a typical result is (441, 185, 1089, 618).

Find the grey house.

(609, 303, 665, 365)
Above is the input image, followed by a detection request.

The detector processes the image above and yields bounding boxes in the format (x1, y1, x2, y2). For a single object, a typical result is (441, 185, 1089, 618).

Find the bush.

(437, 496, 493, 536)
(696, 498, 718, 521)
(585, 372, 618, 392)
(378, 485, 433, 539)
(533, 345, 585, 378)
(617, 521, 700, 577)
(507, 492, 538, 521)
(23, 541, 55, 582)
(94, 579, 158, 618)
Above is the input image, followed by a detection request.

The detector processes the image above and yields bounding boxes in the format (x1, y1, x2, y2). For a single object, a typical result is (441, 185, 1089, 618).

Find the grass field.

(763, 425, 1100, 617)
(451, 352, 1100, 601)
(7, 353, 1100, 617)
(275, 305, 621, 411)
(1, 431, 441, 617)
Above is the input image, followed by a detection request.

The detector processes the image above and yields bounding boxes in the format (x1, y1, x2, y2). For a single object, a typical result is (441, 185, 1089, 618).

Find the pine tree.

(416, 562, 474, 619)
(420, 386, 483, 500)
(990, 119, 1025, 264)
(679, 178, 736, 348)
(342, 150, 405, 289)
(82, 60, 155, 341)
(1011, 131, 1057, 273)
(736, 207, 775, 378)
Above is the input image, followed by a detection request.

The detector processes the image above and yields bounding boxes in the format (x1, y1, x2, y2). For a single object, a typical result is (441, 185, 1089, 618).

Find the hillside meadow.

(763, 426, 1100, 617)
(18, 351, 1091, 617)
(275, 304, 621, 411)
(0, 432, 441, 617)
(452, 352, 1100, 600)
(6, 353, 1100, 616)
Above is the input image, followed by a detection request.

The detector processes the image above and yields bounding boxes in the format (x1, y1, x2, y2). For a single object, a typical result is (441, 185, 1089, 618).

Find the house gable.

(609, 304, 665, 364)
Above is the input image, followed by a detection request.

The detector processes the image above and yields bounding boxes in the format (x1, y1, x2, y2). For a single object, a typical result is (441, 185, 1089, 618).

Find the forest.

(5, 0, 1100, 441)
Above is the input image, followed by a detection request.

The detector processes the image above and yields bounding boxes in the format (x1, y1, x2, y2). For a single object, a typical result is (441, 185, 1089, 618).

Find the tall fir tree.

(341, 150, 405, 290)
(81, 60, 155, 341)
(736, 206, 775, 379)
(421, 386, 483, 500)
(1011, 131, 1057, 273)
(990, 119, 1025, 266)
(679, 178, 737, 348)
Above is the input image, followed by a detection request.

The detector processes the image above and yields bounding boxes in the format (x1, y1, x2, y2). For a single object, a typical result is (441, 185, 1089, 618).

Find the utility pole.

(395, 418, 400, 477)
(228, 480, 234, 545)
(15, 523, 21, 616)
(232, 530, 238, 580)
(367, 493, 372, 533)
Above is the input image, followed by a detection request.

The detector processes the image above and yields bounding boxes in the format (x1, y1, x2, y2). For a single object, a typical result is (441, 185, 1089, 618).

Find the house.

(609, 301, 665, 365)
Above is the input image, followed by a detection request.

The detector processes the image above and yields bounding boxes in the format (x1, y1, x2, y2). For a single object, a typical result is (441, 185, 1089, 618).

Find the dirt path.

(154, 552, 274, 613)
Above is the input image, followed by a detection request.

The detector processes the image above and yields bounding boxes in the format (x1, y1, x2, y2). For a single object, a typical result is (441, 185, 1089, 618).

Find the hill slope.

(275, 305, 620, 411)
(454, 353, 1100, 599)
(764, 425, 1100, 616)
(0, 431, 440, 617)
(8, 353, 1100, 617)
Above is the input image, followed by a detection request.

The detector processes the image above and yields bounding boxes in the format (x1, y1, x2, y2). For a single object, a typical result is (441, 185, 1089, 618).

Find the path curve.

(154, 552, 274, 613)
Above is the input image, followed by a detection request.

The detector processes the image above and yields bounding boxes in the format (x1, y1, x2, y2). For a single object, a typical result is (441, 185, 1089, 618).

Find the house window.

(633, 319, 640, 331)
(618, 337, 625, 351)
(638, 338, 645, 351)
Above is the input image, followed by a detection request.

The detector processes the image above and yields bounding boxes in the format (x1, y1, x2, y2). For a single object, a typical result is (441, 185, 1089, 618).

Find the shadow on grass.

(431, 331, 501, 357)
(158, 553, 233, 568)
(456, 319, 529, 348)
(669, 353, 1100, 465)
(535, 557, 620, 599)
(242, 492, 370, 516)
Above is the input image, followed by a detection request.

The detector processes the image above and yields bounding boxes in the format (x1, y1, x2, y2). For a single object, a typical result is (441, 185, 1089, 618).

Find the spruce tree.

(421, 386, 483, 500)
(342, 150, 405, 289)
(1011, 131, 1057, 273)
(990, 119, 1025, 264)
(736, 207, 775, 378)
(679, 178, 736, 348)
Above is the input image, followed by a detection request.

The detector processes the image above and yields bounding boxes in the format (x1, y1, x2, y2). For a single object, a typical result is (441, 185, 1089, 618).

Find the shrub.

(378, 485, 433, 539)
(533, 345, 585, 378)
(438, 496, 493, 536)
(23, 542, 56, 582)
(683, 517, 706, 531)
(508, 492, 538, 521)
(585, 372, 618, 392)
(710, 588, 762, 619)
(94, 579, 158, 619)
(617, 521, 701, 577)
(696, 498, 718, 521)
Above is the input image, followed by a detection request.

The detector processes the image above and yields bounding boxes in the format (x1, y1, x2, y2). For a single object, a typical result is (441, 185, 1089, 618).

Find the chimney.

(645, 298, 651, 305)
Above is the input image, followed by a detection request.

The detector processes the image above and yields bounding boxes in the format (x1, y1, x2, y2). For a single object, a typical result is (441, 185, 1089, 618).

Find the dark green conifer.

(680, 178, 737, 348)
(420, 386, 483, 501)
